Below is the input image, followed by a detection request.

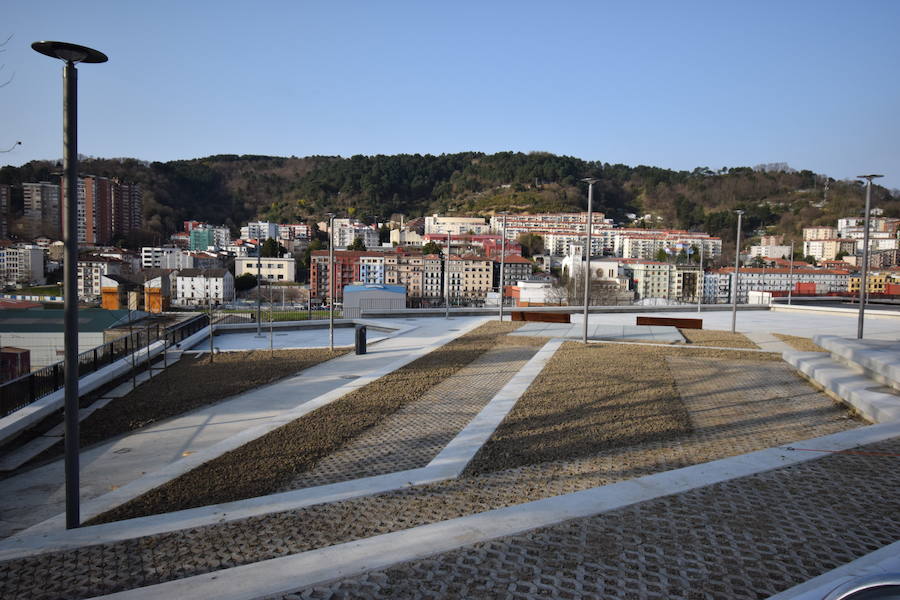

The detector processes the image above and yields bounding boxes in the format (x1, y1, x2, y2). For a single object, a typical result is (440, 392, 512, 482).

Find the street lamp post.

(581, 178, 597, 344)
(787, 240, 795, 305)
(32, 40, 108, 530)
(856, 174, 883, 339)
(697, 242, 704, 313)
(327, 213, 335, 351)
(498, 212, 508, 322)
(445, 231, 451, 319)
(731, 210, 744, 334)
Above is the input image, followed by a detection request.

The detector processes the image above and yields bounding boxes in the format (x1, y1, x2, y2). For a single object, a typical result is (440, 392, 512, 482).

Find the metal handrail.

(0, 314, 208, 416)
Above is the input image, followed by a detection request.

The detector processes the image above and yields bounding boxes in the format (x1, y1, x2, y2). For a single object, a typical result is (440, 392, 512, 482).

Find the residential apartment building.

(495, 254, 533, 289)
(23, 182, 61, 239)
(0, 245, 45, 287)
(310, 250, 367, 301)
(750, 245, 792, 259)
(141, 247, 180, 269)
(277, 223, 310, 241)
(803, 238, 858, 262)
(241, 221, 279, 242)
(447, 255, 493, 300)
(803, 226, 838, 241)
(424, 215, 490, 235)
(331, 219, 380, 248)
(175, 269, 234, 305)
(189, 226, 230, 250)
(0, 184, 9, 239)
(708, 267, 850, 303)
(77, 257, 123, 300)
(489, 212, 613, 239)
(848, 272, 891, 295)
(235, 255, 296, 282)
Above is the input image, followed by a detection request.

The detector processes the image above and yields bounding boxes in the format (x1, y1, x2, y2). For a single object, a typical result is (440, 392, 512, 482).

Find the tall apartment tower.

(112, 180, 142, 238)
(0, 184, 9, 239)
(22, 181, 61, 239)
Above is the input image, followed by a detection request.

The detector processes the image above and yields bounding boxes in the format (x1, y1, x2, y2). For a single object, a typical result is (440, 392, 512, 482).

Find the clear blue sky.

(3, 0, 899, 189)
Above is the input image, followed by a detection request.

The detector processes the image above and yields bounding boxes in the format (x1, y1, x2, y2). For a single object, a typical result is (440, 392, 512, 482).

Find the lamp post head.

(581, 177, 599, 185)
(856, 174, 883, 181)
(734, 209, 745, 215)
(32, 41, 107, 64)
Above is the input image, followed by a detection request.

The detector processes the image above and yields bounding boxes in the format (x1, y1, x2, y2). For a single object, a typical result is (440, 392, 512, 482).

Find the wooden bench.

(511, 311, 571, 323)
(636, 316, 703, 329)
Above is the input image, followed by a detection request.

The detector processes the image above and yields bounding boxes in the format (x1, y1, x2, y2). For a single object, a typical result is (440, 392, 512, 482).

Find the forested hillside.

(1, 152, 897, 247)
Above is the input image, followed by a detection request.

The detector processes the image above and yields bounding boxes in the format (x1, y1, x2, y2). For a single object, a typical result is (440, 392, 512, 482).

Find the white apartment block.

(803, 239, 858, 262)
(803, 226, 837, 241)
(141, 247, 179, 269)
(0, 245, 45, 287)
(489, 212, 613, 239)
(708, 268, 850, 303)
(617, 233, 721, 260)
(389, 229, 425, 246)
(331, 219, 380, 248)
(425, 215, 490, 235)
(235, 256, 296, 282)
(358, 255, 385, 284)
(277, 223, 310, 241)
(175, 269, 234, 305)
(545, 233, 605, 257)
(240, 221, 279, 241)
(77, 258, 122, 300)
(750, 245, 792, 260)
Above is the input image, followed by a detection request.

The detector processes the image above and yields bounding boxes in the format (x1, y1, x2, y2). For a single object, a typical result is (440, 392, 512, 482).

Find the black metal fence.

(0, 314, 209, 418)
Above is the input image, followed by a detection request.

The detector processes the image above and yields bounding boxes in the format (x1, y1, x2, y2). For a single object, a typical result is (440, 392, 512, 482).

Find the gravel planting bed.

(79, 348, 347, 448)
(465, 342, 694, 475)
(89, 321, 539, 524)
(773, 333, 827, 352)
(679, 328, 759, 348)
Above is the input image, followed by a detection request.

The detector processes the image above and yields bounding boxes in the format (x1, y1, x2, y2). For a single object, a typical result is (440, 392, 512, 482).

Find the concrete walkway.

(0, 316, 490, 539)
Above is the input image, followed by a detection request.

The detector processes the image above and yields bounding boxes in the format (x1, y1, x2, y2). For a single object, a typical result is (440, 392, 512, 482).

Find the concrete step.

(813, 335, 900, 392)
(784, 350, 900, 424)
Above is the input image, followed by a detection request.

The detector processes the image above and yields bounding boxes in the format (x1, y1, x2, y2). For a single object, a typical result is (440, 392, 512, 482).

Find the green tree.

(235, 273, 257, 291)
(655, 248, 669, 262)
(261, 237, 285, 257)
(347, 236, 367, 251)
(422, 241, 443, 256)
(517, 233, 544, 258)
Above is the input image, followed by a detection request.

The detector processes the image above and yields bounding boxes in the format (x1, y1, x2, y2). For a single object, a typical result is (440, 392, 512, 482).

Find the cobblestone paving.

(280, 344, 541, 490)
(284, 437, 900, 600)
(0, 356, 861, 600)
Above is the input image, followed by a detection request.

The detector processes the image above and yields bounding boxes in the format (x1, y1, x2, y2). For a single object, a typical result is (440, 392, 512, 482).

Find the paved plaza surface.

(0, 308, 897, 599)
(284, 436, 900, 600)
(210, 325, 391, 352)
(0, 317, 490, 538)
(0, 338, 869, 599)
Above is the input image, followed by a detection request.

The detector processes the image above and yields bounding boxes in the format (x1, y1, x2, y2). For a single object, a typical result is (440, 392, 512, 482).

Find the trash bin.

(355, 325, 367, 355)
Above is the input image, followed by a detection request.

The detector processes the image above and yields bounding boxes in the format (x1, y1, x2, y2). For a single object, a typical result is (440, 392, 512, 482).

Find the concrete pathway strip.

(84, 421, 900, 600)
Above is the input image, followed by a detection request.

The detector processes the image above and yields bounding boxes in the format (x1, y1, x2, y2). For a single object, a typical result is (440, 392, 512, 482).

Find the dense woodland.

(1, 152, 898, 250)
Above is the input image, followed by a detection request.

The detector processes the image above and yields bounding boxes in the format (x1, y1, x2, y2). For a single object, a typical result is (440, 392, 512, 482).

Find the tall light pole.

(856, 174, 883, 339)
(697, 242, 704, 313)
(787, 240, 795, 305)
(255, 243, 263, 337)
(498, 212, 508, 322)
(32, 40, 107, 530)
(327, 213, 335, 351)
(581, 178, 597, 344)
(731, 210, 744, 334)
(445, 231, 451, 319)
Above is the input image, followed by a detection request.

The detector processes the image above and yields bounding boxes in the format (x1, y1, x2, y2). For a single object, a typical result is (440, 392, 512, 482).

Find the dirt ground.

(773, 333, 827, 352)
(79, 348, 346, 448)
(89, 321, 544, 524)
(679, 328, 759, 348)
(465, 342, 780, 475)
